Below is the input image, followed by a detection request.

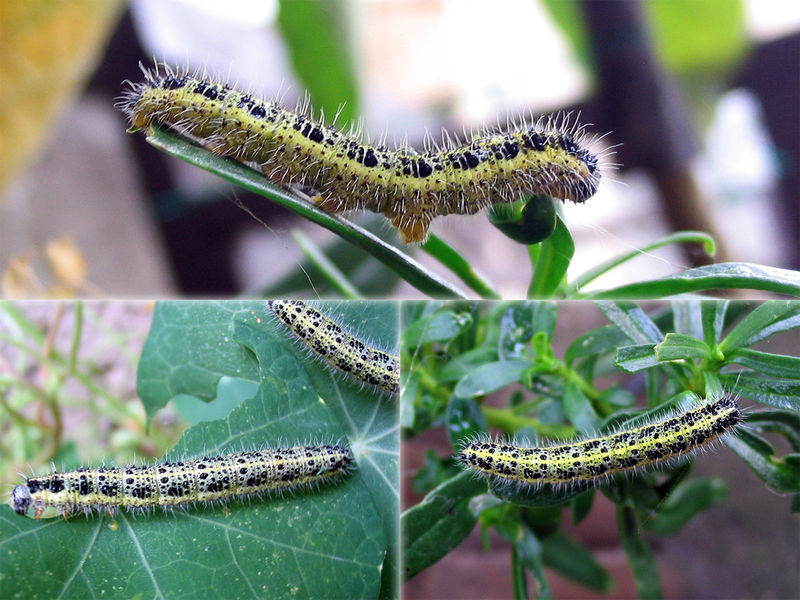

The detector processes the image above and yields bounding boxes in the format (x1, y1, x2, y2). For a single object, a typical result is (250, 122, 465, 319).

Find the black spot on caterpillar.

(10, 443, 353, 519)
(459, 396, 741, 488)
(118, 63, 603, 243)
(269, 300, 399, 395)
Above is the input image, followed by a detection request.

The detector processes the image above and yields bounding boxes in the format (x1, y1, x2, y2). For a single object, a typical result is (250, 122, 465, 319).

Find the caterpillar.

(118, 63, 602, 243)
(10, 443, 353, 520)
(269, 300, 399, 395)
(459, 396, 741, 488)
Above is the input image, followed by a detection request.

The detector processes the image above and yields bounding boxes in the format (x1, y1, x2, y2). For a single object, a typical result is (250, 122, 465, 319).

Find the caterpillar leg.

(392, 214, 431, 244)
(312, 195, 344, 214)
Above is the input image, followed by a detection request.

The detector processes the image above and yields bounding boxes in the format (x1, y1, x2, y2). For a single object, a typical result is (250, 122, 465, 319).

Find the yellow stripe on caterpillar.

(269, 300, 399, 395)
(11, 443, 353, 520)
(118, 63, 603, 243)
(459, 396, 741, 488)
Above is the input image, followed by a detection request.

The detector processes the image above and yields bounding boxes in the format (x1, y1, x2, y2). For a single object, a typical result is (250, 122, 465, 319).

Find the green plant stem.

(146, 128, 468, 299)
(483, 406, 574, 438)
(0, 301, 47, 344)
(421, 235, 501, 299)
(410, 359, 453, 403)
(554, 362, 601, 401)
(67, 301, 84, 375)
(569, 231, 716, 292)
(0, 390, 40, 428)
(511, 544, 529, 600)
(290, 229, 360, 298)
(0, 332, 144, 427)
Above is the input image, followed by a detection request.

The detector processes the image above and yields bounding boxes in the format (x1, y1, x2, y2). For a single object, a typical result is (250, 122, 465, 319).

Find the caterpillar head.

(11, 484, 32, 516)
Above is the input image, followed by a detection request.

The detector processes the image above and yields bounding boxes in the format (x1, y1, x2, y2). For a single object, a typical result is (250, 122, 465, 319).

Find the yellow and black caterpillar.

(460, 396, 741, 488)
(11, 443, 352, 519)
(269, 300, 399, 395)
(119, 64, 602, 243)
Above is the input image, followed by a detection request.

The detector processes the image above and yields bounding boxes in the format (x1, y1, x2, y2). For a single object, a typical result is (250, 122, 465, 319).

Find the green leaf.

(276, 0, 359, 126)
(438, 346, 498, 383)
(2, 310, 389, 599)
(741, 309, 800, 345)
(411, 451, 461, 495)
(540, 0, 592, 68)
(597, 301, 664, 344)
(618, 505, 663, 600)
(137, 301, 261, 420)
(565, 309, 676, 363)
(563, 381, 601, 434)
(402, 310, 472, 347)
(570, 489, 596, 525)
(454, 360, 531, 398)
(719, 301, 800, 353)
(745, 410, 800, 452)
(727, 348, 800, 379)
(588, 263, 800, 299)
(672, 299, 704, 339)
(144, 128, 467, 299)
(654, 333, 712, 361)
(528, 216, 574, 298)
(401, 471, 487, 581)
(725, 431, 800, 493)
(516, 525, 553, 600)
(566, 324, 630, 363)
(255, 301, 399, 598)
(490, 480, 586, 507)
(701, 300, 729, 345)
(498, 301, 557, 360)
(644, 478, 728, 535)
(540, 530, 613, 592)
(400, 370, 420, 429)
(489, 196, 557, 245)
(511, 544, 530, 600)
(615, 344, 660, 373)
(446, 395, 488, 449)
(570, 231, 716, 293)
(644, 0, 747, 73)
(720, 373, 800, 411)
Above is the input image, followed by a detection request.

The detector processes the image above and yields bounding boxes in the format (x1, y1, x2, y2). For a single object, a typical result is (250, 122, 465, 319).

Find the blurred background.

(1, 0, 798, 298)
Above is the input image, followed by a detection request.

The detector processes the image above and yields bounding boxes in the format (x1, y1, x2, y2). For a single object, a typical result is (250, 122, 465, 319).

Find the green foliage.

(1, 301, 398, 600)
(401, 300, 800, 598)
(277, 0, 360, 126)
(141, 127, 800, 300)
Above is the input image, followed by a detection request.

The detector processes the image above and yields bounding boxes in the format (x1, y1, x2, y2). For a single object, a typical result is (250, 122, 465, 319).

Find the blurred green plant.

(0, 301, 178, 490)
(401, 300, 800, 599)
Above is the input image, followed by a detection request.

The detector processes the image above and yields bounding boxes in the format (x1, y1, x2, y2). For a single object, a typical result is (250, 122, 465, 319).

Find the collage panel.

(1, 300, 399, 600)
(401, 300, 800, 599)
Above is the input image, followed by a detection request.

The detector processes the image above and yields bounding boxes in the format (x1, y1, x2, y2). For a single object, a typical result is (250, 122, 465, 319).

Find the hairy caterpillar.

(459, 396, 741, 488)
(269, 300, 399, 395)
(10, 443, 352, 519)
(118, 63, 602, 243)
